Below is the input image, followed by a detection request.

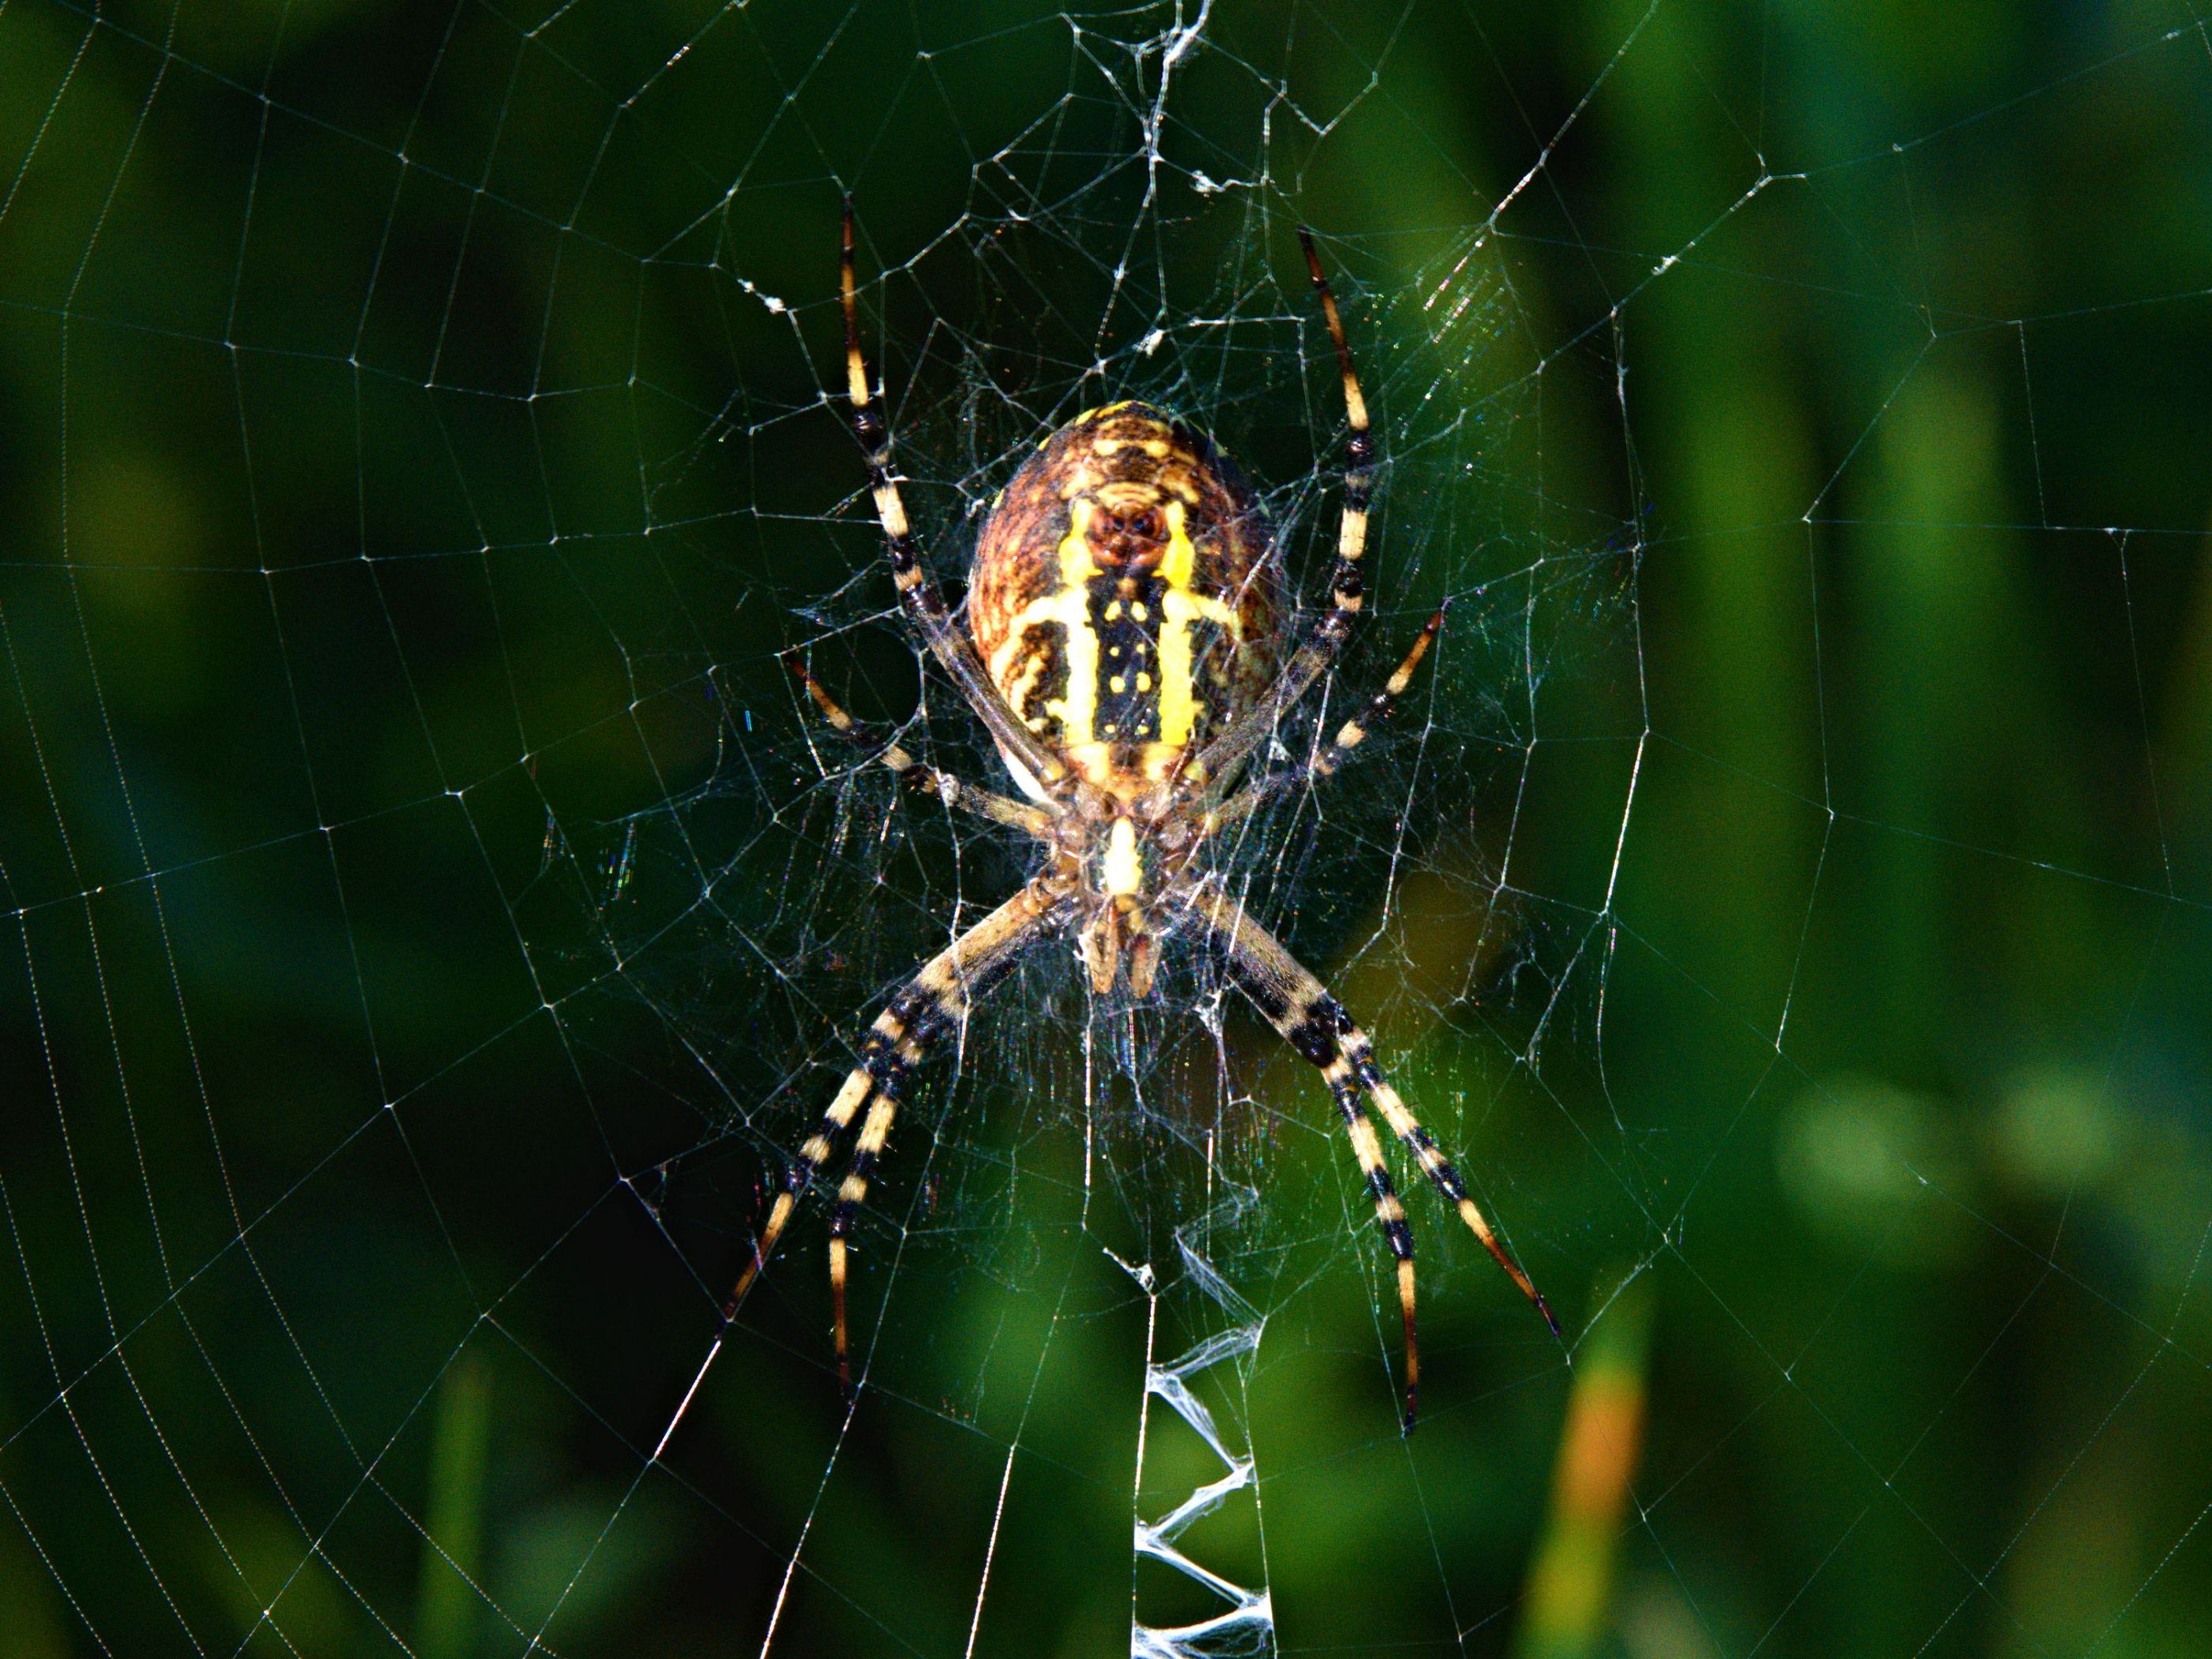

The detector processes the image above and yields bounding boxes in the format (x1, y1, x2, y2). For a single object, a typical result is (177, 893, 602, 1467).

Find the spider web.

(4, 1, 2211, 1655)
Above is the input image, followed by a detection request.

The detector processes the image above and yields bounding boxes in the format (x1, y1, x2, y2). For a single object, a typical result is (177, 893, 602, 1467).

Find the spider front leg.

(826, 1066, 903, 1391)
(658, 882, 1068, 1452)
(1191, 889, 1557, 1431)
(752, 885, 1062, 1380)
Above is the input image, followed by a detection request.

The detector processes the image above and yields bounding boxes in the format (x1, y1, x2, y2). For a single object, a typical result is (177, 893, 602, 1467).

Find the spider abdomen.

(968, 401, 1282, 801)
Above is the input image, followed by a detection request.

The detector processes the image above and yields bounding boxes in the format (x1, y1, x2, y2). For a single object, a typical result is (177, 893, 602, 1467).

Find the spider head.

(1072, 811, 1171, 997)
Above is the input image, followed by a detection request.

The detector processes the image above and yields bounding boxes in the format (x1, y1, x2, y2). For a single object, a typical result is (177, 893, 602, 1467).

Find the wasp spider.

(721, 205, 1555, 1435)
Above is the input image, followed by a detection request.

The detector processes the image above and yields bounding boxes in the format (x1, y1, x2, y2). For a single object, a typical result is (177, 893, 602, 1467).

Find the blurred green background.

(4, 1, 2212, 1654)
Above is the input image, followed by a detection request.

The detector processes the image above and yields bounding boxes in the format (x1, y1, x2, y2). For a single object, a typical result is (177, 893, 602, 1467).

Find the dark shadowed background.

(4, 2, 2211, 1655)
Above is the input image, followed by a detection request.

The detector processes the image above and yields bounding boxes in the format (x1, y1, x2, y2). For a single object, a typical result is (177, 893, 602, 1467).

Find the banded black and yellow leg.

(1185, 228, 1377, 788)
(1192, 889, 1557, 1425)
(1325, 1058, 1423, 1430)
(724, 1013, 915, 1318)
(786, 653, 1056, 840)
(839, 202, 1070, 796)
(826, 1066, 905, 1393)
(1344, 1043, 1557, 1334)
(811, 878, 1071, 1386)
(1202, 604, 1446, 839)
(1299, 223, 1375, 642)
(660, 883, 1068, 1455)
(724, 883, 1065, 1313)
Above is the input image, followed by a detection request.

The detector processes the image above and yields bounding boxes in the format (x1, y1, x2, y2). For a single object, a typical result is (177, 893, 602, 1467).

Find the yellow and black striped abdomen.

(969, 402, 1281, 800)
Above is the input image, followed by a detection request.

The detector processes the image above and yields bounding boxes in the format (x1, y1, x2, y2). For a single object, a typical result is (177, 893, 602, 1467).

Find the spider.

(704, 205, 1555, 1437)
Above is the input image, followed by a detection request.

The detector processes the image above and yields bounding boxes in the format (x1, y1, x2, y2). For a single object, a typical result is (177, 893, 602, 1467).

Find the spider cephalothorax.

(671, 205, 1556, 1443)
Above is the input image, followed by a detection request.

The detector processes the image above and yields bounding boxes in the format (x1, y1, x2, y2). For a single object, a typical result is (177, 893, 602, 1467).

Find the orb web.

(2, 2, 2210, 1656)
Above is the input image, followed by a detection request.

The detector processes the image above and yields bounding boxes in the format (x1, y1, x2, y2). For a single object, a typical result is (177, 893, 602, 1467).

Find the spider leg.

(841, 202, 1072, 797)
(723, 1023, 904, 1319)
(816, 879, 1069, 1391)
(1200, 604, 1445, 839)
(1191, 890, 1556, 1428)
(655, 884, 1067, 1453)
(1330, 1063, 1422, 1430)
(727, 881, 1065, 1314)
(650, 1029, 901, 1455)
(788, 654, 1058, 839)
(827, 1071, 901, 1393)
(1183, 228, 1375, 789)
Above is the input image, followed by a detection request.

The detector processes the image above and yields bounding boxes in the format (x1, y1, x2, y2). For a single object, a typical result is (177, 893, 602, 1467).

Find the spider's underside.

(677, 205, 1556, 1443)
